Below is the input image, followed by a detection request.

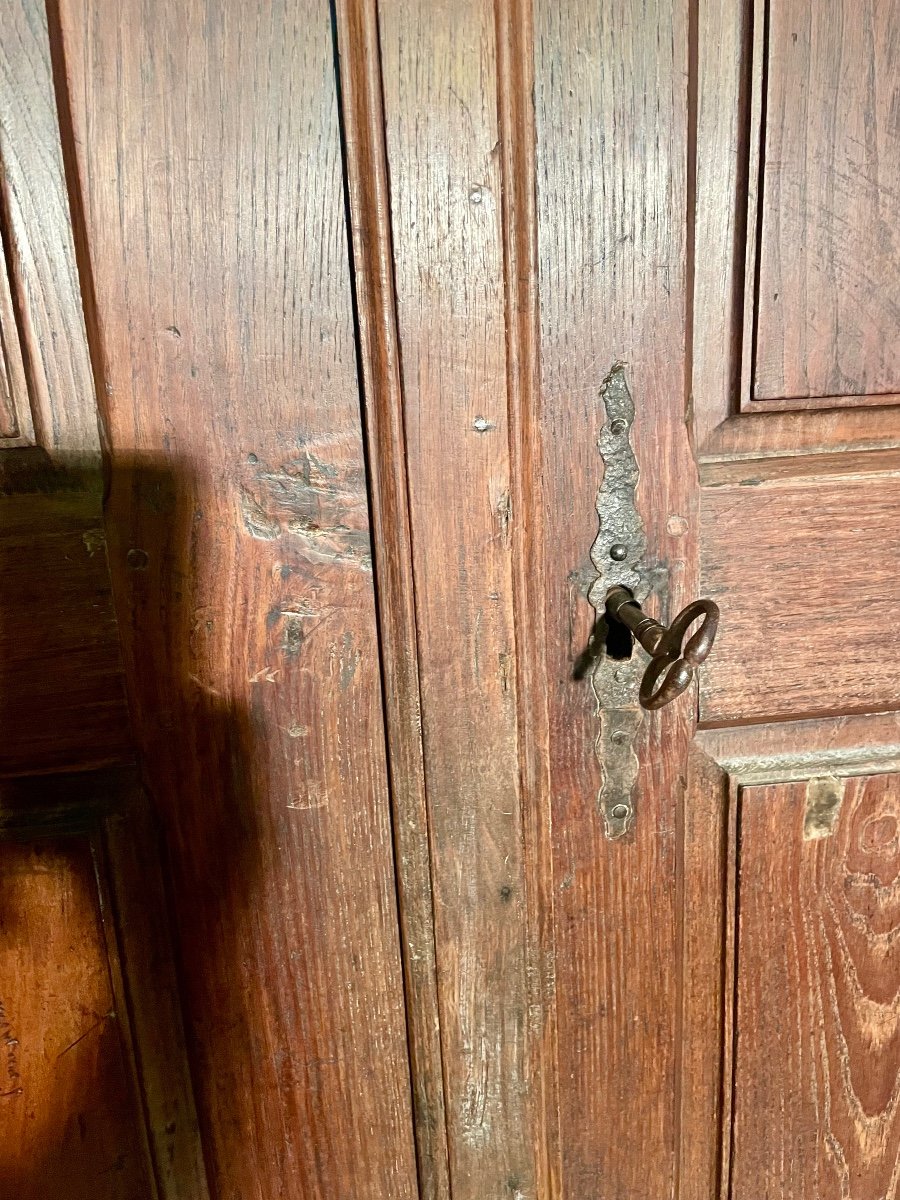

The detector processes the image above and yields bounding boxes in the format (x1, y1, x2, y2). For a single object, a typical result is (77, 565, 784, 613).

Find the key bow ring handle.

(605, 586, 720, 710)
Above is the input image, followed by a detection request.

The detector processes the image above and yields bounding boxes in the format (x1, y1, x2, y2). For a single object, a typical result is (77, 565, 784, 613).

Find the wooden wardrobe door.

(334, 2, 900, 1198)
(6, 0, 421, 1196)
(1, 3, 204, 1195)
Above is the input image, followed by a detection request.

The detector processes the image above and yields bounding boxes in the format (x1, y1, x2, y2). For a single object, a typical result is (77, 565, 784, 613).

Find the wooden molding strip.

(0, 0, 98, 458)
(332, 5, 451, 1197)
(495, 0, 561, 1195)
(697, 711, 900, 783)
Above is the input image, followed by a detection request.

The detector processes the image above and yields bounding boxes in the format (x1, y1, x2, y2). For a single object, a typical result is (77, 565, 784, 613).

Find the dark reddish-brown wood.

(333, 6, 450, 1195)
(0, 0, 130, 780)
(56, 1, 419, 1196)
(0, 836, 152, 1199)
(693, 0, 900, 457)
(100, 778, 210, 1199)
(0, 465, 131, 778)
(533, 1, 697, 1194)
(0, 769, 209, 1200)
(5, 0, 899, 1194)
(731, 773, 900, 1198)
(495, 2, 561, 1195)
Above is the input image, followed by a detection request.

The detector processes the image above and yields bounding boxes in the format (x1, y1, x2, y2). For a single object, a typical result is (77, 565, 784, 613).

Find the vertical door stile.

(494, 1, 561, 1197)
(332, 3, 451, 1198)
(56, 1, 420, 1195)
(532, 1, 698, 1194)
(375, 0, 538, 1194)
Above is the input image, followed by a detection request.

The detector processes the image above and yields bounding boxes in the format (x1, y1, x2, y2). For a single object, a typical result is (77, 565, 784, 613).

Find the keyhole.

(604, 615, 633, 660)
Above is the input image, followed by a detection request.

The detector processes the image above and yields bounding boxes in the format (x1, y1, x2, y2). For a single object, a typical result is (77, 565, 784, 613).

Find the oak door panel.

(57, 1, 418, 1196)
(533, 0, 697, 1194)
(0, 836, 153, 1200)
(377, 1, 535, 1193)
(693, 0, 900, 453)
(700, 471, 900, 725)
(731, 773, 900, 1199)
(754, 0, 900, 402)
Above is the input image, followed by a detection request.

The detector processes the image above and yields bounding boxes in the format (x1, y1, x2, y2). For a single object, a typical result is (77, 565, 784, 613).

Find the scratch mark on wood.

(239, 489, 281, 540)
(56, 1011, 113, 1059)
(249, 667, 280, 684)
(287, 795, 328, 812)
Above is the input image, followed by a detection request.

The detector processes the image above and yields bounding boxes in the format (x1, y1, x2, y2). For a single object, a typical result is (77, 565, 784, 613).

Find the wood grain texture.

(496, 1, 560, 1195)
(333, 4, 450, 1195)
(101, 781, 209, 1200)
(0, 466, 131, 778)
(732, 773, 900, 1198)
(0, 0, 98, 456)
(377, 2, 535, 1191)
(692, 0, 749, 453)
(533, 0, 695, 1194)
(692, 0, 900, 457)
(0, 1, 128, 779)
(700, 471, 900, 724)
(0, 769, 208, 1198)
(0, 837, 153, 1199)
(698, 712, 900, 783)
(678, 748, 731, 1200)
(57, 1, 418, 1195)
(754, 0, 900, 401)
(0, 239, 33, 444)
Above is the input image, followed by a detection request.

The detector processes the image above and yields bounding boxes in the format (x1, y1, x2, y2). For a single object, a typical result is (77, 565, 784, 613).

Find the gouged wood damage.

(236, 441, 373, 569)
(804, 775, 845, 840)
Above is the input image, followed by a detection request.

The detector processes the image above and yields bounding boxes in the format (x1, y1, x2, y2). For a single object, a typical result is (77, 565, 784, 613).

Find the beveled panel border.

(691, 0, 900, 464)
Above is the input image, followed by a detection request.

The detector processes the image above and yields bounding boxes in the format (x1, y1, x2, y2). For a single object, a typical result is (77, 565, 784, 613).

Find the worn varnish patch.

(803, 774, 844, 840)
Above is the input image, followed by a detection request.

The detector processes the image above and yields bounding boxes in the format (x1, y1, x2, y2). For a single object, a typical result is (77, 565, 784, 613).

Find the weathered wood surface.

(0, 836, 152, 1199)
(101, 778, 210, 1199)
(700, 471, 900, 724)
(0, 0, 129, 779)
(692, 0, 900, 456)
(58, 0, 418, 1195)
(0, 0, 98, 455)
(333, 4, 450, 1194)
(533, 0, 696, 1194)
(732, 773, 900, 1198)
(0, 468, 131, 778)
(377, 1, 536, 1192)
(754, 0, 900, 401)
